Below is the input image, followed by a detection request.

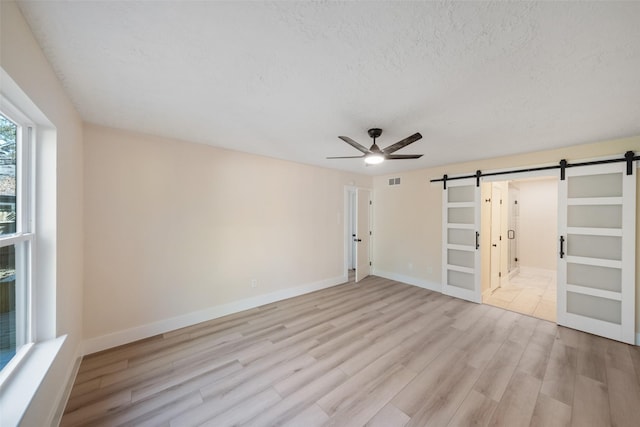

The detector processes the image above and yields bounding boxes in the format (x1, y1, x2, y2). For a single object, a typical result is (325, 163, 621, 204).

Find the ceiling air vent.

(388, 177, 401, 186)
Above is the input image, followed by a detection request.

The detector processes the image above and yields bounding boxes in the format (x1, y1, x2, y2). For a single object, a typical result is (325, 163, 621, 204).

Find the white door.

(558, 162, 636, 344)
(442, 179, 481, 302)
(355, 188, 371, 282)
(490, 186, 502, 292)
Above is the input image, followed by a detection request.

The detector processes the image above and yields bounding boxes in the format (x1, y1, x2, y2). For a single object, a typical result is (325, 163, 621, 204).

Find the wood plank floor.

(61, 276, 640, 427)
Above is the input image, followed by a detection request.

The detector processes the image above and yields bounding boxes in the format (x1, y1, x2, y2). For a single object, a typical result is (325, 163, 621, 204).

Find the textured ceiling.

(16, 1, 640, 175)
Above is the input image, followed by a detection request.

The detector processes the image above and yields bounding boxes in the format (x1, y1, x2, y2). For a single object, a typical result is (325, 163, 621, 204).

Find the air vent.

(388, 177, 401, 186)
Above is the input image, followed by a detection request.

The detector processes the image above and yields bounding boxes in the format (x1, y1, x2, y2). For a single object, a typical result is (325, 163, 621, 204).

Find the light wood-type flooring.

(62, 276, 640, 426)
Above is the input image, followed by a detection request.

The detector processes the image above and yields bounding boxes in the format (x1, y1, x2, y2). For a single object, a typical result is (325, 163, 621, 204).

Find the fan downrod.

(367, 128, 382, 139)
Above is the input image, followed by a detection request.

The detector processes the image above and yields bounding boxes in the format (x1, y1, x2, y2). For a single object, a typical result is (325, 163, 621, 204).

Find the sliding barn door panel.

(558, 163, 635, 344)
(442, 179, 481, 302)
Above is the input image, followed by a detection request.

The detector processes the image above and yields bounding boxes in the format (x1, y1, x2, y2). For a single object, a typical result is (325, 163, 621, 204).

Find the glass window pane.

(0, 244, 16, 370)
(568, 173, 622, 198)
(448, 185, 474, 203)
(567, 263, 621, 293)
(448, 228, 475, 246)
(448, 207, 474, 224)
(0, 114, 17, 236)
(567, 291, 621, 324)
(567, 205, 622, 228)
(567, 234, 621, 261)
(448, 249, 474, 268)
(448, 270, 474, 290)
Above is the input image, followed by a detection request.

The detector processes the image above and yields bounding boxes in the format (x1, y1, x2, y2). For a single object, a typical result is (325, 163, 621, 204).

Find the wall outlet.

(251, 279, 257, 288)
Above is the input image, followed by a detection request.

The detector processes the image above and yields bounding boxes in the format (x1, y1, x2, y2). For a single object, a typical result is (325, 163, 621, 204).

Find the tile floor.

(483, 269, 557, 322)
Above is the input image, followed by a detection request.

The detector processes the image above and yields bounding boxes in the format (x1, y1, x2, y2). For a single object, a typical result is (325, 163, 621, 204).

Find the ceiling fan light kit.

(364, 153, 385, 164)
(328, 128, 423, 165)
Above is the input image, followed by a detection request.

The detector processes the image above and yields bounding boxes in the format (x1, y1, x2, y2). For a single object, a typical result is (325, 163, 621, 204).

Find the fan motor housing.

(368, 128, 382, 139)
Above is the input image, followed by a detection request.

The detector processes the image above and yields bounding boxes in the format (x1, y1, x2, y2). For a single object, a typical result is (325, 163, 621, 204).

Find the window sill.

(0, 335, 66, 426)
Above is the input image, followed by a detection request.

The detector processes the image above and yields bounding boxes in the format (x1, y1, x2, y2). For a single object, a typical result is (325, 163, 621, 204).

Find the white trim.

(48, 347, 82, 427)
(446, 264, 475, 274)
(565, 256, 621, 269)
(567, 227, 622, 237)
(343, 186, 357, 277)
(636, 332, 640, 346)
(447, 243, 475, 252)
(567, 197, 623, 205)
(0, 336, 66, 427)
(372, 269, 442, 293)
(565, 284, 621, 301)
(447, 202, 475, 208)
(447, 223, 475, 230)
(83, 275, 347, 355)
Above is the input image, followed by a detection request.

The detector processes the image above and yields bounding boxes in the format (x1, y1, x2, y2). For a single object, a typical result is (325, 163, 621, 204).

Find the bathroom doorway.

(481, 177, 558, 322)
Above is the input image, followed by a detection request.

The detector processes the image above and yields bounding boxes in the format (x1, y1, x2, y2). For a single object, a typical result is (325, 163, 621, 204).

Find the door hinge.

(369, 200, 372, 205)
(499, 235, 502, 241)
(500, 199, 503, 205)
(369, 231, 372, 235)
(499, 272, 502, 278)
(369, 261, 372, 266)
(515, 257, 518, 262)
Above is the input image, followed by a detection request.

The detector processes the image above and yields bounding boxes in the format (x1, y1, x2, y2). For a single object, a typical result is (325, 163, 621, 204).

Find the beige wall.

(517, 178, 558, 271)
(83, 124, 371, 345)
(1, 1, 84, 425)
(372, 135, 640, 331)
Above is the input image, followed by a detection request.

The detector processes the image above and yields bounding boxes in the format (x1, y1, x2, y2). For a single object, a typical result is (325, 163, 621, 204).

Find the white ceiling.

(17, 1, 640, 176)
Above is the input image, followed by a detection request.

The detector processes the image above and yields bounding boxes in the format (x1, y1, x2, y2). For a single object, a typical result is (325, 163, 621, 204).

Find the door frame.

(489, 184, 503, 292)
(344, 186, 372, 281)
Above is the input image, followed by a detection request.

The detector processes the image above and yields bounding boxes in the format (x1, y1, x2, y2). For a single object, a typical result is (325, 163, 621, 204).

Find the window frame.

(0, 99, 35, 386)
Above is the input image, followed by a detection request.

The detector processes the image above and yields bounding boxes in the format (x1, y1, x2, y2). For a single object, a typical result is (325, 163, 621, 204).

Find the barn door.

(558, 162, 635, 344)
(442, 179, 481, 302)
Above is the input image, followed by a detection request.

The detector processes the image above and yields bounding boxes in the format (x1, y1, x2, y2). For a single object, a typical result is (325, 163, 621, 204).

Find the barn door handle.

(475, 232, 479, 250)
(559, 236, 565, 259)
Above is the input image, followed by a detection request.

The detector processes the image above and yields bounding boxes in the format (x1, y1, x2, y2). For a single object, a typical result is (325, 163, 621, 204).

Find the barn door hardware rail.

(432, 151, 636, 189)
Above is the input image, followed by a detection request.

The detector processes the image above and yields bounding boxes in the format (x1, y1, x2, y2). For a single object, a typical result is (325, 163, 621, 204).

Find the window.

(0, 108, 34, 374)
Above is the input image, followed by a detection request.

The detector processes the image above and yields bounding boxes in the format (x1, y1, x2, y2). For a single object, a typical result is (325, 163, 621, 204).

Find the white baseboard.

(83, 275, 348, 355)
(636, 332, 640, 346)
(372, 269, 442, 293)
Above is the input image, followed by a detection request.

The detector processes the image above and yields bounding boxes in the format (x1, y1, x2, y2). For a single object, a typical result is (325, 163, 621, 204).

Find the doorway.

(481, 177, 558, 322)
(345, 187, 371, 283)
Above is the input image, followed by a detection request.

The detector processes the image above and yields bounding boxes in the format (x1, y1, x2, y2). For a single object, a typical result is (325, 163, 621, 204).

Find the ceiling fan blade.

(382, 132, 422, 154)
(338, 136, 371, 154)
(385, 154, 423, 159)
(326, 155, 366, 159)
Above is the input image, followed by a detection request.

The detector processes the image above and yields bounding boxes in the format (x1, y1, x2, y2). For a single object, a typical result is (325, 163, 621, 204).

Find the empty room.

(2, 1, 640, 426)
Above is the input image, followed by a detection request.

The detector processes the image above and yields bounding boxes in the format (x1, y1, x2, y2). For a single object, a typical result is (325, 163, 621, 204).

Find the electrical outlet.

(251, 279, 257, 288)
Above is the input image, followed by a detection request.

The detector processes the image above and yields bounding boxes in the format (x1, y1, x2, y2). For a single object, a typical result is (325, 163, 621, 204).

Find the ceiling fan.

(327, 128, 423, 165)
